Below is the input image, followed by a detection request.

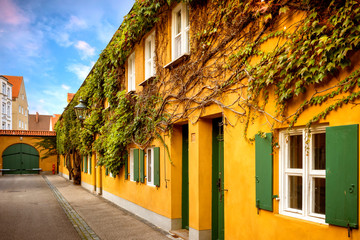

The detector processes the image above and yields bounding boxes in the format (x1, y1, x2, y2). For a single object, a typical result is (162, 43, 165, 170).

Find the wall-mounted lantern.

(74, 99, 88, 121)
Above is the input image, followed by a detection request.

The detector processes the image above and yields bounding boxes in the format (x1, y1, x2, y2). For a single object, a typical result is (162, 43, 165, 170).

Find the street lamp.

(74, 99, 88, 121)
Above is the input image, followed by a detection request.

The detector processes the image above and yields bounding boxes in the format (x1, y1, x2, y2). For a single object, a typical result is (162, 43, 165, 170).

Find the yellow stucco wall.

(0, 135, 57, 173)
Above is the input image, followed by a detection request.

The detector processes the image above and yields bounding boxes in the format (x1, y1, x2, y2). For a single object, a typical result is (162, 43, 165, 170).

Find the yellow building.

(57, 1, 360, 239)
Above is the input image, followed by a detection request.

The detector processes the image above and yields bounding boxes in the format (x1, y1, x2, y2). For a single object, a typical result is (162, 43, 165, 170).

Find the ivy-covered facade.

(57, 0, 360, 239)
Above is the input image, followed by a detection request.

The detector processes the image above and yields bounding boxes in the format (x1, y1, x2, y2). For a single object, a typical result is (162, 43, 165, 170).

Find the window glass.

(289, 176, 302, 210)
(289, 135, 302, 168)
(147, 148, 152, 183)
(313, 178, 325, 214)
(313, 133, 326, 169)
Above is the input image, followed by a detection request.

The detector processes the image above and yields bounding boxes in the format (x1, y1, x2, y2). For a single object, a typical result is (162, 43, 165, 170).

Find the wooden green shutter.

(140, 150, 145, 183)
(84, 156, 87, 173)
(105, 167, 108, 176)
(134, 149, 139, 182)
(125, 152, 128, 180)
(154, 147, 160, 187)
(80, 156, 83, 172)
(326, 124, 358, 228)
(255, 133, 273, 211)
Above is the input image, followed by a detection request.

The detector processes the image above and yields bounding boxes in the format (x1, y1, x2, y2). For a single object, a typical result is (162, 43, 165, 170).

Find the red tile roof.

(67, 93, 75, 103)
(3, 75, 23, 98)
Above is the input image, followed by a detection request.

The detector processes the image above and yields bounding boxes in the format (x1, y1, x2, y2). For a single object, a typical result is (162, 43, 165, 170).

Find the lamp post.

(74, 99, 88, 121)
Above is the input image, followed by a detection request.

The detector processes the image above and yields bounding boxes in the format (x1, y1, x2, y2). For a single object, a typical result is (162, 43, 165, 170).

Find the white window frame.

(87, 154, 91, 174)
(146, 148, 155, 186)
(172, 2, 190, 61)
(145, 32, 156, 80)
(127, 52, 136, 92)
(129, 148, 135, 181)
(279, 126, 327, 224)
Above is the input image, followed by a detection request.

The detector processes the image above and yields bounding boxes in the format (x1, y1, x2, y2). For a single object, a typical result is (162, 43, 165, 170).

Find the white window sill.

(139, 76, 156, 87)
(164, 53, 190, 70)
(280, 210, 326, 225)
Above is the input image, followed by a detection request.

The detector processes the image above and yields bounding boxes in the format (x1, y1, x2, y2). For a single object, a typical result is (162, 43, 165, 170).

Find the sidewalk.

(45, 175, 174, 240)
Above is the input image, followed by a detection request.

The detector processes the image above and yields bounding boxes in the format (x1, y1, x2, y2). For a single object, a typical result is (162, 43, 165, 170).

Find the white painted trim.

(102, 190, 181, 231)
(81, 180, 94, 193)
(189, 227, 211, 240)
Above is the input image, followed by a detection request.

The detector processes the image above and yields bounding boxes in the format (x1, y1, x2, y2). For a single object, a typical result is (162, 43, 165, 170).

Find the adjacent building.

(57, 1, 360, 240)
(28, 112, 56, 131)
(0, 76, 12, 130)
(3, 75, 28, 130)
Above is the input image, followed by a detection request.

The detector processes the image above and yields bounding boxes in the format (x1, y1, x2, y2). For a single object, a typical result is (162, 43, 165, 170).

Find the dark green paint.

(326, 124, 358, 228)
(133, 149, 139, 182)
(2, 144, 39, 174)
(182, 124, 189, 229)
(255, 133, 273, 211)
(140, 149, 145, 183)
(154, 147, 160, 187)
(212, 118, 224, 240)
(125, 151, 128, 180)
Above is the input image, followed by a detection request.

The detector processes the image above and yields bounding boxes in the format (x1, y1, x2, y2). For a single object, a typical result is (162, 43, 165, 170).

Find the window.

(129, 148, 136, 181)
(21, 121, 24, 129)
(145, 32, 156, 80)
(7, 124, 10, 130)
(127, 52, 136, 92)
(19, 120, 21, 128)
(22, 94, 24, 100)
(2, 103, 5, 114)
(2, 83, 6, 95)
(2, 122, 5, 130)
(172, 3, 189, 60)
(21, 107, 23, 114)
(7, 104, 10, 116)
(256, 125, 358, 228)
(7, 88, 10, 98)
(87, 154, 92, 174)
(19, 106, 21, 113)
(279, 126, 326, 223)
(146, 148, 155, 186)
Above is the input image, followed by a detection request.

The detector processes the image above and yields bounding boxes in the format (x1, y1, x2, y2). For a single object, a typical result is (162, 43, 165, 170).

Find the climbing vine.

(56, 0, 360, 177)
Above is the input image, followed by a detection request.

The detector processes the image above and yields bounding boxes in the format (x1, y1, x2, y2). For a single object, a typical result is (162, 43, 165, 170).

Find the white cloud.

(67, 62, 94, 81)
(74, 40, 95, 59)
(66, 16, 87, 30)
(54, 32, 73, 47)
(61, 84, 70, 90)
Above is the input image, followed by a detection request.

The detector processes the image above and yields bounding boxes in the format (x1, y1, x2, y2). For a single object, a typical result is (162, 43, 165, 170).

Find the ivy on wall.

(56, 0, 360, 177)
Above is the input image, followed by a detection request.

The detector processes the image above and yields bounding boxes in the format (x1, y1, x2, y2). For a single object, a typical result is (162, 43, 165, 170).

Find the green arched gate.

(2, 144, 39, 174)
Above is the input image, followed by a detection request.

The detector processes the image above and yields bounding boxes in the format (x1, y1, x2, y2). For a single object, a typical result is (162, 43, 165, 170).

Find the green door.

(182, 124, 189, 229)
(212, 118, 224, 240)
(2, 144, 39, 174)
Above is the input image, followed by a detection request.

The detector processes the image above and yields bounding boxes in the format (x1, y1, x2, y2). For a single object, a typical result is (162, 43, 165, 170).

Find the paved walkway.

(46, 175, 172, 240)
(0, 175, 173, 240)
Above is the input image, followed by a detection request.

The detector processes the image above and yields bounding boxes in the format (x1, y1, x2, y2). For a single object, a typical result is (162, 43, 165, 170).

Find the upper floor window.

(19, 120, 21, 128)
(21, 107, 23, 114)
(22, 94, 24, 100)
(2, 122, 5, 130)
(127, 52, 136, 92)
(129, 148, 135, 181)
(7, 88, 11, 98)
(25, 109, 27, 116)
(2, 103, 5, 114)
(145, 32, 156, 80)
(2, 83, 6, 95)
(7, 104, 10, 116)
(172, 3, 189, 60)
(19, 106, 21, 113)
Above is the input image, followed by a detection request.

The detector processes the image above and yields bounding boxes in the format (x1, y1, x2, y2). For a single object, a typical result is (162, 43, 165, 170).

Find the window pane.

(313, 133, 325, 170)
(289, 176, 302, 210)
(175, 35, 181, 58)
(148, 41, 152, 59)
(176, 10, 181, 34)
(289, 135, 302, 168)
(147, 149, 152, 182)
(313, 178, 325, 214)
(185, 5, 189, 27)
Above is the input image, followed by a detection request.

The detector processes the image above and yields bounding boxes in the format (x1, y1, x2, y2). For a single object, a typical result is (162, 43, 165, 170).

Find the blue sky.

(0, 0, 134, 115)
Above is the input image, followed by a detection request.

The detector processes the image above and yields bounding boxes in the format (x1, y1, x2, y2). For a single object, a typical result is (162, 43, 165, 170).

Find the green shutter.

(255, 133, 273, 211)
(125, 151, 128, 180)
(105, 167, 108, 176)
(326, 124, 358, 228)
(84, 156, 87, 173)
(154, 147, 160, 187)
(134, 149, 139, 182)
(80, 156, 83, 172)
(140, 150, 145, 183)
